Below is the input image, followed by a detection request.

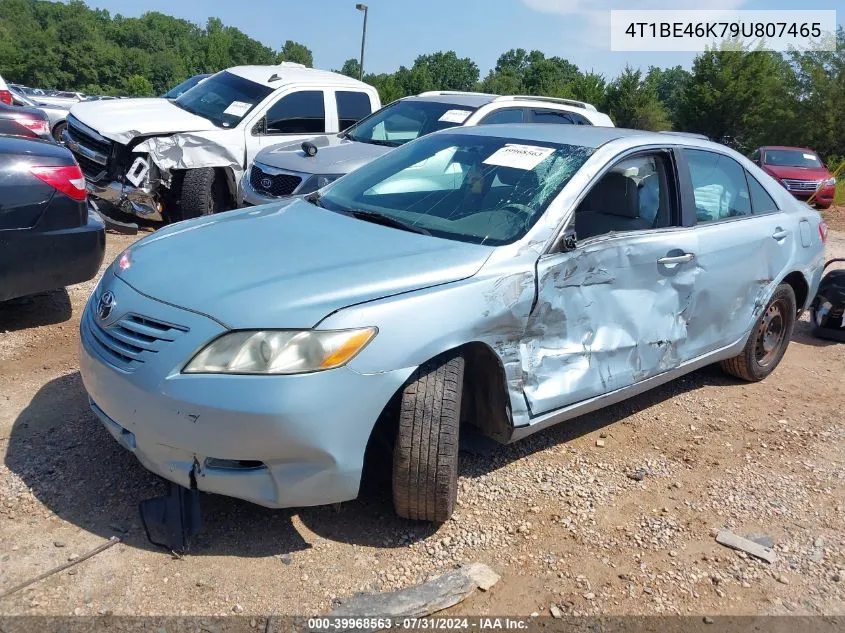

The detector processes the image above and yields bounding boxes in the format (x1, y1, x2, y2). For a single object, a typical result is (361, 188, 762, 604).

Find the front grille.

(249, 165, 302, 197)
(66, 117, 112, 156)
(81, 301, 187, 371)
(782, 178, 821, 193)
(76, 153, 107, 181)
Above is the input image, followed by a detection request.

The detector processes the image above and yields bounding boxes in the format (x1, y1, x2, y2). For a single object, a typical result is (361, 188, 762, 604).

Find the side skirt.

(508, 338, 746, 443)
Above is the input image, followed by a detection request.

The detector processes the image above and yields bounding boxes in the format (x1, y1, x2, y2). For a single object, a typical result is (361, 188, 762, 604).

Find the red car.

(751, 146, 836, 209)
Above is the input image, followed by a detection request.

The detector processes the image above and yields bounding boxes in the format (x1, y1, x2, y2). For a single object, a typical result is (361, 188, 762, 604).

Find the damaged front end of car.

(63, 114, 243, 224)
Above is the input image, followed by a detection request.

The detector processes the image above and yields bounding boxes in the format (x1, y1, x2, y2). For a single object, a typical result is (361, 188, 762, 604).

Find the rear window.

(763, 149, 822, 168)
(336, 91, 372, 130)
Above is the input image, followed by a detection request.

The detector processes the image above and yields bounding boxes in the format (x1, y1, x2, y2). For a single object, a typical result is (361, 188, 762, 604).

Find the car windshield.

(173, 71, 273, 128)
(163, 75, 210, 99)
(315, 132, 593, 246)
(343, 100, 480, 147)
(764, 149, 823, 168)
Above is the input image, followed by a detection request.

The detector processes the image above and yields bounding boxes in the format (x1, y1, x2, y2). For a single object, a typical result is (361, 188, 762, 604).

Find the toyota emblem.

(260, 177, 273, 189)
(97, 291, 116, 321)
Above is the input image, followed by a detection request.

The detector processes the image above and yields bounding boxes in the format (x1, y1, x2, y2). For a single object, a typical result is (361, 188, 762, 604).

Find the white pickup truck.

(64, 63, 380, 222)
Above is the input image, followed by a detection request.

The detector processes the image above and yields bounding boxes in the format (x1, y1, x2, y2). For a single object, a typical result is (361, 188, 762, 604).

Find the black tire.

(720, 283, 796, 382)
(393, 352, 464, 522)
(179, 168, 228, 220)
(52, 121, 67, 143)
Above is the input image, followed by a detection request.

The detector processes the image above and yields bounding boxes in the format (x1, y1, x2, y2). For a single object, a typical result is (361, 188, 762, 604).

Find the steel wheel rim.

(755, 300, 787, 366)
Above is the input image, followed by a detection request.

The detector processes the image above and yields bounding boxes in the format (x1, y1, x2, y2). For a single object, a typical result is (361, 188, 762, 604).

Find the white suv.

(64, 63, 381, 222)
(241, 91, 614, 205)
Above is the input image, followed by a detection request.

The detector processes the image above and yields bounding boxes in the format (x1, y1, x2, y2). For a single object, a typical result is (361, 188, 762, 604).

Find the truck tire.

(720, 283, 796, 382)
(52, 121, 67, 143)
(393, 352, 464, 523)
(179, 168, 228, 220)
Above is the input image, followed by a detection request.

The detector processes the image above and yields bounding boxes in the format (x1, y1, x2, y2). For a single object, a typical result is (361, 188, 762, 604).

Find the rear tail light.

(819, 220, 828, 244)
(17, 116, 50, 136)
(0, 90, 12, 105)
(30, 164, 87, 201)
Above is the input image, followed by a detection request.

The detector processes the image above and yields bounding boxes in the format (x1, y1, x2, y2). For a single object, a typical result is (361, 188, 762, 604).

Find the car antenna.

(268, 73, 282, 82)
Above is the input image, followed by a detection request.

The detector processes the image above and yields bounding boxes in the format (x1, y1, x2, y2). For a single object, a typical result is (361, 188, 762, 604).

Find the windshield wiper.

(344, 209, 431, 235)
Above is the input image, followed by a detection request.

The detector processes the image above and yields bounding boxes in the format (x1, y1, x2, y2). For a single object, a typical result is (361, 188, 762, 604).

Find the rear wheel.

(179, 168, 229, 220)
(392, 353, 464, 522)
(720, 283, 796, 381)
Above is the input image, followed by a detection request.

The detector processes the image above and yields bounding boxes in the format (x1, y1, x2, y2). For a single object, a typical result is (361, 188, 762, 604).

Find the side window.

(746, 171, 779, 215)
(336, 91, 372, 130)
(684, 149, 751, 224)
(479, 108, 526, 125)
(265, 91, 325, 135)
(530, 108, 589, 125)
(574, 153, 675, 241)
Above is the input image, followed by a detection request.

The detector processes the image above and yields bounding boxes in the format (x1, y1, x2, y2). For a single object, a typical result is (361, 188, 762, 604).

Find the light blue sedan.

(80, 125, 826, 522)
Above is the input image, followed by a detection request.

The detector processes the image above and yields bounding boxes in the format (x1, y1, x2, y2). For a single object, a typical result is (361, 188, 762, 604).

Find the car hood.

(116, 199, 493, 329)
(69, 98, 216, 144)
(256, 134, 390, 176)
(763, 164, 831, 181)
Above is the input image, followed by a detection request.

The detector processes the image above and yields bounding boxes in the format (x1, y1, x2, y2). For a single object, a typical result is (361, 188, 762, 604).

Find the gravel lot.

(1, 218, 844, 618)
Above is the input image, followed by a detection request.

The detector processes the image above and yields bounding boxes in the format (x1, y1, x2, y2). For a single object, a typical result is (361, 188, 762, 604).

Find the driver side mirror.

(251, 116, 267, 136)
(559, 226, 578, 252)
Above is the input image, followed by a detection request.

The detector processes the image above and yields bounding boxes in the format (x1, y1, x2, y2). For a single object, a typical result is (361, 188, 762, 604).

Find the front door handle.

(772, 228, 789, 240)
(658, 253, 695, 265)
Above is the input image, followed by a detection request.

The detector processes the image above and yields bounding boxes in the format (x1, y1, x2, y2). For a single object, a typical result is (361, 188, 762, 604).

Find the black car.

(0, 102, 52, 140)
(0, 136, 105, 302)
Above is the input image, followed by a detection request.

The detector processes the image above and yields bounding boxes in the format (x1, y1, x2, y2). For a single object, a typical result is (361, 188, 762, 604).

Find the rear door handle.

(772, 229, 789, 240)
(658, 253, 695, 265)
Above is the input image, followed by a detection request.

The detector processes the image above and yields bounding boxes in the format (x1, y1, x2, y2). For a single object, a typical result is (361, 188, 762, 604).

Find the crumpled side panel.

(134, 133, 244, 179)
(520, 235, 700, 415)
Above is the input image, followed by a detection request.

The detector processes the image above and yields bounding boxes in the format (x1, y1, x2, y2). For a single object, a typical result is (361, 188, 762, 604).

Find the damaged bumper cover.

(79, 274, 410, 509)
(86, 179, 163, 222)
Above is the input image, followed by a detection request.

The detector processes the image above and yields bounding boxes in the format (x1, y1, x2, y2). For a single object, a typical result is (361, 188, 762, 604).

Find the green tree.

(339, 58, 361, 79)
(605, 66, 671, 130)
(569, 72, 606, 107)
(644, 65, 690, 128)
(411, 51, 478, 92)
(277, 39, 313, 67)
(122, 73, 154, 96)
(678, 46, 797, 151)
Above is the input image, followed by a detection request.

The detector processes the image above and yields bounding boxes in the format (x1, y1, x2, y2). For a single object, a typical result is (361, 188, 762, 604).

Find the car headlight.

(823, 177, 836, 187)
(183, 328, 377, 375)
(297, 173, 345, 195)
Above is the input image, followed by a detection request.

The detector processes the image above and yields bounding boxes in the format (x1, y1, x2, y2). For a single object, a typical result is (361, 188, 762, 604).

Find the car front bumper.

(0, 206, 105, 302)
(79, 273, 411, 509)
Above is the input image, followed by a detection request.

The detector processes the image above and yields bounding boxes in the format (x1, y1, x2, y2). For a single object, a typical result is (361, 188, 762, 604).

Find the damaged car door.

(521, 149, 700, 416)
(680, 148, 794, 358)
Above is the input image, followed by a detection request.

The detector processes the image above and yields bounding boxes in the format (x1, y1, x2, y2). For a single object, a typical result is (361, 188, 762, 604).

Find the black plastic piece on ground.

(139, 482, 202, 552)
(812, 260, 845, 342)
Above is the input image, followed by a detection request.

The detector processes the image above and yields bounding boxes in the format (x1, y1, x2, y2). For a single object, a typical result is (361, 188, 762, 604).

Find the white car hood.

(69, 98, 216, 144)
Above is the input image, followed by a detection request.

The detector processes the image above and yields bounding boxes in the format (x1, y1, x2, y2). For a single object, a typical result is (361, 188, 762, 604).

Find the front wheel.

(179, 168, 229, 220)
(720, 283, 796, 381)
(392, 353, 464, 522)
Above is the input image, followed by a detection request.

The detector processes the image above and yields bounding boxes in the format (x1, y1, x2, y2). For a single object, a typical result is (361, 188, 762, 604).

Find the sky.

(76, 0, 842, 79)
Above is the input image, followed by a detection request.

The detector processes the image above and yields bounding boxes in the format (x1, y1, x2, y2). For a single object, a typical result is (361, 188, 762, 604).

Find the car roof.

(439, 124, 742, 152)
(403, 93, 498, 108)
(225, 63, 374, 90)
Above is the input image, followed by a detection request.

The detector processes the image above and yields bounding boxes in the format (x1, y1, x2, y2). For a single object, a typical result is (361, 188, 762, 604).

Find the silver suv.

(239, 91, 614, 205)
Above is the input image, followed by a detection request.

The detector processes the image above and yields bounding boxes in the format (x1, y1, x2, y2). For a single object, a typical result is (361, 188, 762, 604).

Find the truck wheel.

(179, 168, 228, 219)
(720, 283, 796, 382)
(393, 352, 464, 523)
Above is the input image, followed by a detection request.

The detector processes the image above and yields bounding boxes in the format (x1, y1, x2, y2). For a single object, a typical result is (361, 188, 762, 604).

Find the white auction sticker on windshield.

(802, 153, 816, 160)
(438, 109, 472, 124)
(223, 101, 252, 117)
(483, 144, 555, 170)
